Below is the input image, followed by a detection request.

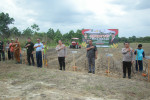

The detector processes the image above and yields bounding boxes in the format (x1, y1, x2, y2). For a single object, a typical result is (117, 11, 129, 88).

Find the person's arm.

(64, 46, 67, 57)
(143, 51, 145, 58)
(122, 48, 128, 54)
(86, 45, 94, 51)
(31, 43, 34, 53)
(131, 49, 135, 63)
(34, 44, 40, 48)
(56, 45, 62, 51)
(24, 43, 28, 48)
(134, 50, 137, 55)
(95, 50, 98, 59)
(3, 43, 5, 51)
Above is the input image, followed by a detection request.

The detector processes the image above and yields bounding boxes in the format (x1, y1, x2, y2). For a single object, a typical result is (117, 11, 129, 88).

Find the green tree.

(10, 27, 21, 36)
(0, 12, 14, 38)
(47, 28, 55, 40)
(22, 27, 33, 36)
(54, 29, 62, 43)
(31, 23, 40, 34)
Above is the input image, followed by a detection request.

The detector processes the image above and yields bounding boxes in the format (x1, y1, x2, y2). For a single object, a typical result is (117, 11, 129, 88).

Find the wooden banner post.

(106, 53, 113, 76)
(72, 51, 78, 71)
(42, 49, 45, 68)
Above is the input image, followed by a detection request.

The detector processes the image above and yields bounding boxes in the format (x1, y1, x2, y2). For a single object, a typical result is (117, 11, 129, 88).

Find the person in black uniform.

(25, 37, 35, 66)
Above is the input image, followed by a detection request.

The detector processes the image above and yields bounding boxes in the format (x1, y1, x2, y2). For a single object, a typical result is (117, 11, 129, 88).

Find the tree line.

(0, 12, 150, 47)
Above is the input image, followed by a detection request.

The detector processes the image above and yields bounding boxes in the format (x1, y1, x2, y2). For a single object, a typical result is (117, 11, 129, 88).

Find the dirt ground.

(0, 43, 150, 100)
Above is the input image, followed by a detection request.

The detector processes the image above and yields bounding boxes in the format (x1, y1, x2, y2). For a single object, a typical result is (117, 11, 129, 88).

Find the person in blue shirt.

(134, 44, 145, 72)
(34, 38, 44, 68)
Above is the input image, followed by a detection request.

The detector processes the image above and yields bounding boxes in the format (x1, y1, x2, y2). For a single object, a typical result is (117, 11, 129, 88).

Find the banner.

(82, 29, 119, 47)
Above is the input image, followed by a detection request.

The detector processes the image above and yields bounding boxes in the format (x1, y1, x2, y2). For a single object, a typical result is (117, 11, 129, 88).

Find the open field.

(0, 43, 150, 100)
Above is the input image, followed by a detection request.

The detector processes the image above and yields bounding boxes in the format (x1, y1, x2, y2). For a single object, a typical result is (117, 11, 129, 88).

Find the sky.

(0, 0, 150, 37)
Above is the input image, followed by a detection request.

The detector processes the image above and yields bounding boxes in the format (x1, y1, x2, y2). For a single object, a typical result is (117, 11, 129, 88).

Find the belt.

(36, 51, 41, 52)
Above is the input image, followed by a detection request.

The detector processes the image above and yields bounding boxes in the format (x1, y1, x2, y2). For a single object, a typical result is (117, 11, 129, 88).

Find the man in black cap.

(0, 40, 5, 61)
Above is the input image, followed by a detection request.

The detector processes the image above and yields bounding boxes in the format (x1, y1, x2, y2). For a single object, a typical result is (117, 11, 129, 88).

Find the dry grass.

(0, 43, 150, 100)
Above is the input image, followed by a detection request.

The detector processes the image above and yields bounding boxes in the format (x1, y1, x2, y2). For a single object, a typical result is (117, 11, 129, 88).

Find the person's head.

(124, 42, 130, 48)
(15, 38, 18, 42)
(111, 33, 115, 38)
(11, 39, 14, 43)
(84, 33, 88, 39)
(7, 41, 10, 43)
(27, 37, 31, 42)
(37, 38, 40, 43)
(89, 39, 93, 45)
(138, 44, 142, 49)
(42, 41, 45, 45)
(58, 40, 62, 45)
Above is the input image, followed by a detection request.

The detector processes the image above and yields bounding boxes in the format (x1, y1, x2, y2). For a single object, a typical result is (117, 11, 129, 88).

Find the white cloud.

(0, 0, 150, 37)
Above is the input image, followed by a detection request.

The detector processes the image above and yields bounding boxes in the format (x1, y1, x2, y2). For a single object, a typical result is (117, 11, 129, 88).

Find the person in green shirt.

(42, 41, 48, 66)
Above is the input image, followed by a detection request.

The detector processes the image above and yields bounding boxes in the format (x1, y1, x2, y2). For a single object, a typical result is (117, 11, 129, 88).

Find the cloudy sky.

(0, 0, 150, 37)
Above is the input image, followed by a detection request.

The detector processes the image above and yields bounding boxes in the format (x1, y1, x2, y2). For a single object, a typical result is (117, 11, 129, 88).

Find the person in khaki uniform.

(13, 38, 21, 64)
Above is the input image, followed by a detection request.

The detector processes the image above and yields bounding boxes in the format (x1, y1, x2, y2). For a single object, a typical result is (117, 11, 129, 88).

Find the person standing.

(0, 40, 5, 61)
(6, 41, 11, 60)
(13, 38, 21, 64)
(56, 40, 67, 71)
(25, 38, 35, 66)
(34, 38, 44, 68)
(122, 42, 134, 79)
(9, 39, 14, 60)
(134, 44, 145, 72)
(86, 40, 98, 74)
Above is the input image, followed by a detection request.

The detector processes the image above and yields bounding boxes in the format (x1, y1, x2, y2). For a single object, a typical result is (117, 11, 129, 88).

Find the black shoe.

(88, 71, 92, 73)
(128, 76, 131, 79)
(93, 72, 95, 74)
(59, 69, 62, 70)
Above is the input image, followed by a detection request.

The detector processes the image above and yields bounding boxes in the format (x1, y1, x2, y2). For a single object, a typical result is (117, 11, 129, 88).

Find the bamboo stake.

(108, 56, 110, 76)
(42, 50, 45, 68)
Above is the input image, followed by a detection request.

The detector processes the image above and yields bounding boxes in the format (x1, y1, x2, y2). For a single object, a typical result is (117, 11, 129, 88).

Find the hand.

(127, 48, 130, 52)
(95, 56, 98, 59)
(38, 45, 41, 47)
(91, 46, 95, 49)
(132, 61, 134, 64)
(60, 46, 64, 49)
(27, 44, 31, 46)
(32, 51, 34, 54)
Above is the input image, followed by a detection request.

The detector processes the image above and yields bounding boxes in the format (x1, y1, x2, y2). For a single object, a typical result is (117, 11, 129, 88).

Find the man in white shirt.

(34, 38, 44, 68)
